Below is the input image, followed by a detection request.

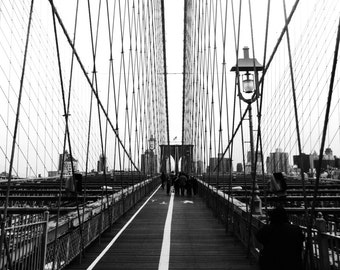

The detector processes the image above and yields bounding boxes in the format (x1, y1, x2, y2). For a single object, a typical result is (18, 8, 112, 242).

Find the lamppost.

(231, 46, 263, 215)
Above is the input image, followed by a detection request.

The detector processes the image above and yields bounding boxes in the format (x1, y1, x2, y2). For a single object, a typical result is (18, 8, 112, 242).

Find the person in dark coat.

(192, 177, 198, 195)
(166, 175, 171, 195)
(173, 174, 180, 195)
(186, 176, 193, 196)
(167, 172, 175, 195)
(178, 172, 187, 196)
(161, 172, 166, 190)
(256, 206, 304, 270)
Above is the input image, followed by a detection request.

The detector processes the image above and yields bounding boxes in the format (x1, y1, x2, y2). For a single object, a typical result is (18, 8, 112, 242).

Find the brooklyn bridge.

(1, 0, 340, 269)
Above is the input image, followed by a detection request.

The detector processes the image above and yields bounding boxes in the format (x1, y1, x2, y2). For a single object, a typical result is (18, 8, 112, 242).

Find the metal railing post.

(41, 211, 49, 270)
(317, 233, 330, 270)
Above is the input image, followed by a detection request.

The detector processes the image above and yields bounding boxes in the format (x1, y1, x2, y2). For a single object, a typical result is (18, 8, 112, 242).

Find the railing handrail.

(1, 176, 160, 270)
(196, 178, 340, 270)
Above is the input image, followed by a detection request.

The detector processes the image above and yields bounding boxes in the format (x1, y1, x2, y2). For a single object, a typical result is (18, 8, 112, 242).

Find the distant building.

(293, 149, 340, 175)
(141, 150, 158, 175)
(293, 153, 311, 173)
(267, 148, 289, 174)
(236, 163, 243, 172)
(208, 153, 232, 174)
(58, 150, 78, 176)
(198, 160, 204, 174)
(0, 172, 19, 179)
(97, 154, 107, 173)
(48, 171, 58, 177)
(0, 172, 9, 179)
(193, 160, 204, 174)
(245, 151, 263, 174)
(312, 148, 336, 173)
(141, 135, 158, 175)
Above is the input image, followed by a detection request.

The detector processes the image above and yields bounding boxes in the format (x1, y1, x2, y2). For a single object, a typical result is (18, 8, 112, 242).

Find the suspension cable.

(50, 1, 86, 265)
(48, 0, 140, 172)
(0, 0, 35, 264)
(309, 15, 340, 266)
(259, 0, 300, 87)
(256, 0, 271, 219)
(160, 0, 171, 172)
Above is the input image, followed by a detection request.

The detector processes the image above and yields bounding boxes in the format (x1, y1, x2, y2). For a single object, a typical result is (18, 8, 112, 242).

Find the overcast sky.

(1, 0, 340, 177)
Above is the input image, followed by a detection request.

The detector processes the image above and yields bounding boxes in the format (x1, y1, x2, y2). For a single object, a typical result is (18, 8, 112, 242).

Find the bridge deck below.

(66, 187, 256, 269)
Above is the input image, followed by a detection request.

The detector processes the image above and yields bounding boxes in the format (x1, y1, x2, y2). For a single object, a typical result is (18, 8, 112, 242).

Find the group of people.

(160, 171, 198, 196)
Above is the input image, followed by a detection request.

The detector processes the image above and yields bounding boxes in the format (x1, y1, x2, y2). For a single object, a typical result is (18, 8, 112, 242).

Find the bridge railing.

(44, 176, 160, 270)
(196, 179, 261, 259)
(0, 212, 49, 270)
(197, 178, 340, 270)
(1, 176, 160, 270)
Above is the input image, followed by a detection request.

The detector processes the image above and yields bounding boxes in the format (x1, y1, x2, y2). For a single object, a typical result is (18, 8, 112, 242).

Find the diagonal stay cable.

(309, 15, 340, 266)
(160, 0, 171, 171)
(87, 0, 114, 229)
(0, 0, 35, 266)
(215, 0, 300, 172)
(258, 0, 300, 86)
(50, 0, 86, 265)
(282, 0, 311, 254)
(48, 0, 140, 172)
(246, 0, 267, 256)
(182, 0, 188, 152)
(213, 107, 249, 173)
(256, 0, 270, 218)
(53, 0, 82, 266)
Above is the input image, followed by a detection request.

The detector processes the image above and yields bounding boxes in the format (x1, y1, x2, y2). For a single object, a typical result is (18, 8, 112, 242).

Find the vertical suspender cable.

(282, 0, 308, 212)
(87, 0, 113, 228)
(50, 0, 85, 264)
(282, 1, 312, 267)
(256, 0, 271, 219)
(48, 0, 139, 172)
(160, 0, 171, 173)
(211, 0, 218, 189)
(182, 0, 188, 171)
(246, 0, 266, 256)
(310, 8, 340, 225)
(229, 0, 248, 224)
(309, 16, 340, 269)
(206, 0, 213, 187)
(52, 0, 81, 266)
(0, 0, 35, 265)
(259, 0, 300, 87)
(105, 0, 118, 199)
(218, 0, 233, 220)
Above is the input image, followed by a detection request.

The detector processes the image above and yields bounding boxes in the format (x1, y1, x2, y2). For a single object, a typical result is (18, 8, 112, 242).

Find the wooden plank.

(66, 189, 167, 270)
(169, 195, 255, 269)
(66, 189, 255, 270)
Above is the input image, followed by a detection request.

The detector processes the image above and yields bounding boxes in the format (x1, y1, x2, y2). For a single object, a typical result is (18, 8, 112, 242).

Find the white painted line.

(158, 192, 174, 270)
(182, 200, 194, 204)
(87, 185, 161, 270)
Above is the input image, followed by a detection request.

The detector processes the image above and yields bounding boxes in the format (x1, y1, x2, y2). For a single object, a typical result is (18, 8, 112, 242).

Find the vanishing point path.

(66, 186, 255, 270)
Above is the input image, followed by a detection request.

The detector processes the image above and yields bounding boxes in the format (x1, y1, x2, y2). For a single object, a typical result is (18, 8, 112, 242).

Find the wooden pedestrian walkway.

(66, 186, 256, 270)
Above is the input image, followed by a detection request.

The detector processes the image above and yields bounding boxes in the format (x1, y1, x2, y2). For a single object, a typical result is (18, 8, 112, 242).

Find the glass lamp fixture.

(242, 72, 254, 93)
